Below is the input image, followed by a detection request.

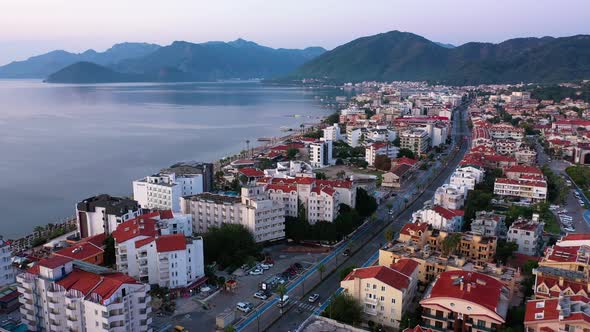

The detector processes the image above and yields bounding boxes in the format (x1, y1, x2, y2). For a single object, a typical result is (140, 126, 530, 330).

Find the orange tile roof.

(343, 266, 411, 290)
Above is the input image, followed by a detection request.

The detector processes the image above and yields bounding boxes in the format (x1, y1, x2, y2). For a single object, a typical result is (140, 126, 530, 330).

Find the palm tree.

(318, 263, 326, 280)
(276, 284, 287, 315)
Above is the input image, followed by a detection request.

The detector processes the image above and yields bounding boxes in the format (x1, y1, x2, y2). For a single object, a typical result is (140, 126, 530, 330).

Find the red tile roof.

(403, 326, 433, 332)
(390, 258, 419, 277)
(37, 256, 73, 269)
(433, 205, 464, 220)
(425, 270, 506, 315)
(400, 223, 429, 236)
(155, 234, 187, 252)
(562, 234, 590, 242)
(239, 167, 265, 178)
(79, 233, 107, 248)
(112, 212, 159, 243)
(343, 266, 411, 290)
(524, 298, 561, 323)
(496, 177, 547, 187)
(266, 183, 297, 193)
(503, 165, 543, 175)
(56, 268, 139, 304)
(159, 210, 174, 219)
(394, 157, 418, 166)
(54, 242, 104, 261)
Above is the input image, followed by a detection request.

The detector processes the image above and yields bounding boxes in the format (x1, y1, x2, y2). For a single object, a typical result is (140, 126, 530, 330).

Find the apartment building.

(341, 259, 419, 328)
(0, 238, 15, 287)
(449, 166, 485, 190)
(515, 147, 537, 165)
(420, 270, 509, 332)
(365, 142, 399, 167)
(507, 217, 544, 256)
(503, 165, 544, 181)
(76, 194, 143, 237)
(262, 176, 356, 223)
(493, 178, 548, 203)
(525, 296, 590, 332)
(489, 124, 525, 141)
(309, 139, 334, 168)
(17, 256, 151, 332)
(399, 128, 430, 155)
(133, 162, 213, 211)
(323, 123, 342, 142)
(433, 184, 468, 210)
(181, 186, 285, 242)
(470, 211, 507, 238)
(412, 205, 464, 232)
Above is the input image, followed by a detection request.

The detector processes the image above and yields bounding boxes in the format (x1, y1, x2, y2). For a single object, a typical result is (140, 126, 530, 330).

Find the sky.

(1, 0, 589, 65)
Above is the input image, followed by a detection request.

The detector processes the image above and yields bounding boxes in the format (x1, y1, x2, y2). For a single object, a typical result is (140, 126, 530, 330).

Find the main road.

(238, 101, 472, 332)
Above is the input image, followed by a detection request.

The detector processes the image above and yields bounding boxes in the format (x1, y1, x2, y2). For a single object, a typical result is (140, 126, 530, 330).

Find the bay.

(0, 80, 341, 238)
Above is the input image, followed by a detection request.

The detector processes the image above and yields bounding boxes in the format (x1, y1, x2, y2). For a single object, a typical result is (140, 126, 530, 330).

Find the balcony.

(48, 300, 59, 310)
(422, 323, 446, 332)
(472, 324, 495, 332)
(422, 312, 448, 321)
(364, 298, 379, 305)
(364, 307, 378, 316)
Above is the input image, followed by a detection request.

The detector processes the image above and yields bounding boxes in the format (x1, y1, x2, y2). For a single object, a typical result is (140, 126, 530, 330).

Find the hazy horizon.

(1, 0, 589, 66)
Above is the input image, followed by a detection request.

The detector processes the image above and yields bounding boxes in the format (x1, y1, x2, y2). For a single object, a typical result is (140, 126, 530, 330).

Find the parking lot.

(152, 246, 328, 331)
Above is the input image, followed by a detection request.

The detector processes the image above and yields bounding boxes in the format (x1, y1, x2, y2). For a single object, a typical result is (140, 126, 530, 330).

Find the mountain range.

(0, 43, 160, 78)
(3, 31, 590, 84)
(288, 31, 590, 85)
(2, 39, 326, 83)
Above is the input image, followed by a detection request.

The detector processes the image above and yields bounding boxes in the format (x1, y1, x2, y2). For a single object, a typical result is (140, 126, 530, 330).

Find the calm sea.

(0, 80, 343, 238)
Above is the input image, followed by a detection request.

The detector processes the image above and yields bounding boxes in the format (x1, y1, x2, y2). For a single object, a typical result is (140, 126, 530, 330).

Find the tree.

(355, 188, 377, 217)
(202, 224, 261, 269)
(374, 155, 391, 171)
(224, 325, 236, 332)
(287, 147, 298, 160)
(339, 265, 357, 281)
(392, 136, 401, 147)
(318, 263, 326, 280)
(384, 229, 394, 243)
(316, 172, 327, 180)
(495, 239, 519, 264)
(398, 148, 415, 159)
(336, 170, 346, 179)
(276, 284, 287, 315)
(441, 233, 462, 255)
(103, 236, 116, 267)
(322, 293, 363, 325)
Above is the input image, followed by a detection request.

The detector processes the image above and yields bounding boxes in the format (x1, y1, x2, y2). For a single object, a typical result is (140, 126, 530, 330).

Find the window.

(391, 298, 396, 304)
(381, 286, 385, 291)
(373, 284, 377, 289)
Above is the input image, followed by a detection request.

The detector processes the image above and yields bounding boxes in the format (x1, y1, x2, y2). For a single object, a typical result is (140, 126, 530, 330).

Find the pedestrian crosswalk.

(293, 300, 319, 312)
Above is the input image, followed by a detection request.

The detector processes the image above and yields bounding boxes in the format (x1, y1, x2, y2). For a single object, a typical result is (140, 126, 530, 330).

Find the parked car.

(250, 268, 264, 276)
(308, 293, 320, 303)
(564, 226, 576, 232)
(254, 291, 268, 300)
(236, 302, 252, 313)
(260, 263, 273, 270)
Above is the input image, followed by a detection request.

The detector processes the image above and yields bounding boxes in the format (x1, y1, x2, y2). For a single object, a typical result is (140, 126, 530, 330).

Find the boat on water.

(257, 137, 272, 142)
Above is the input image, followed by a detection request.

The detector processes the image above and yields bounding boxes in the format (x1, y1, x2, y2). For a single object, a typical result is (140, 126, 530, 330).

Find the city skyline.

(1, 0, 589, 65)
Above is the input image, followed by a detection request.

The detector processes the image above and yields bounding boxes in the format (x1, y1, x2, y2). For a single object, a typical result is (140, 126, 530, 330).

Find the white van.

(277, 295, 290, 308)
(236, 302, 252, 313)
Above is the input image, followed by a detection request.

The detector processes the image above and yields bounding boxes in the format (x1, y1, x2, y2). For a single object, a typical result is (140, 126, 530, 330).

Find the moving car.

(343, 248, 351, 256)
(308, 293, 320, 303)
(260, 263, 273, 270)
(277, 295, 290, 307)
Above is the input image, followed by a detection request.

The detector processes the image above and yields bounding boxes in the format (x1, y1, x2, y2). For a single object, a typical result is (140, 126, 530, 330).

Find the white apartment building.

(0, 237, 15, 287)
(430, 123, 449, 147)
(470, 211, 507, 238)
(365, 143, 399, 167)
(133, 170, 204, 212)
(489, 124, 525, 141)
(309, 139, 334, 168)
(263, 160, 314, 179)
(76, 194, 143, 238)
(323, 123, 342, 141)
(17, 256, 151, 332)
(507, 216, 544, 256)
(412, 205, 464, 232)
(433, 184, 468, 210)
(399, 128, 430, 155)
(494, 178, 548, 203)
(347, 127, 364, 147)
(263, 177, 356, 223)
(449, 166, 485, 190)
(180, 186, 286, 242)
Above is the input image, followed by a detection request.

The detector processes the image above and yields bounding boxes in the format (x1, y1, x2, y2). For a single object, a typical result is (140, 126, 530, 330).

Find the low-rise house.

(470, 211, 507, 238)
(507, 216, 544, 256)
(524, 296, 590, 332)
(420, 270, 510, 332)
(341, 259, 419, 329)
(412, 205, 464, 232)
(17, 256, 152, 332)
(433, 184, 468, 210)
